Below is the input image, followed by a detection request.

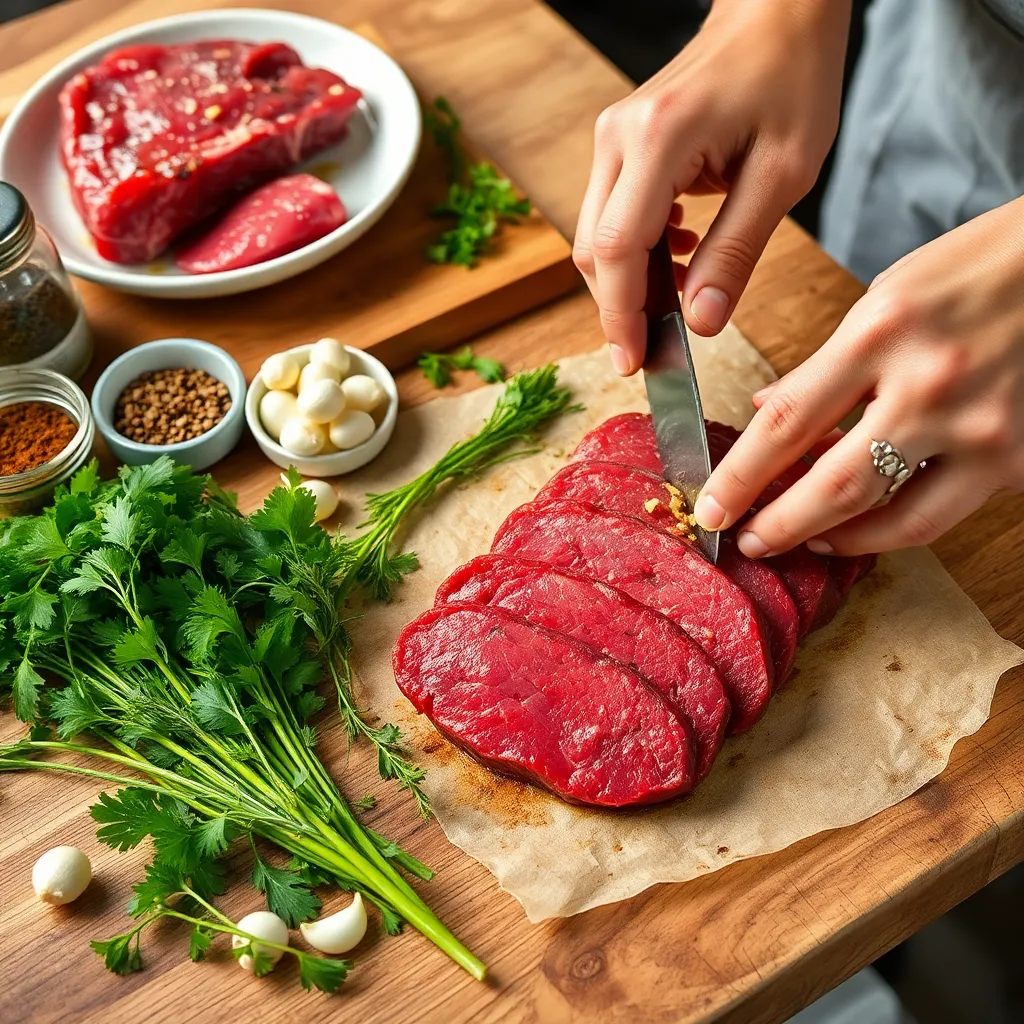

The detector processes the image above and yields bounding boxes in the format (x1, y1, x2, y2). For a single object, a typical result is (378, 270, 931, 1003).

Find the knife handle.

(645, 231, 681, 321)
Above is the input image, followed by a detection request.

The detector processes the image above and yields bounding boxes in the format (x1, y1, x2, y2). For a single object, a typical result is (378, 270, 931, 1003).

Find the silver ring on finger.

(869, 439, 926, 495)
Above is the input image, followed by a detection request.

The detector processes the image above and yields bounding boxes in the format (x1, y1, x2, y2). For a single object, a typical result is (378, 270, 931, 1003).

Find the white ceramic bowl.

(0, 9, 421, 299)
(92, 339, 247, 470)
(245, 344, 397, 476)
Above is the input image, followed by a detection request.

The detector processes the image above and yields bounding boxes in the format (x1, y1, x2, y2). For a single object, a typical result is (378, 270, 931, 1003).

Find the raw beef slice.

(538, 460, 799, 684)
(394, 604, 697, 807)
(435, 555, 730, 780)
(491, 500, 774, 733)
(573, 413, 862, 633)
(59, 40, 361, 262)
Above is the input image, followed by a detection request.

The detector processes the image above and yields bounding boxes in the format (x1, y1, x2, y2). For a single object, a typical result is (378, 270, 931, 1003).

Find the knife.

(642, 231, 719, 565)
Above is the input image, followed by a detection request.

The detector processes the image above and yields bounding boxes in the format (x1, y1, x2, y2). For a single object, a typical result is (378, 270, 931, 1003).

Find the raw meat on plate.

(435, 555, 730, 780)
(59, 40, 361, 263)
(491, 499, 775, 734)
(393, 604, 697, 807)
(175, 173, 347, 274)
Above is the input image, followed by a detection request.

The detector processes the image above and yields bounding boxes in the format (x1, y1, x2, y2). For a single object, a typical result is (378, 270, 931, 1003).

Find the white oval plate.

(0, 9, 421, 299)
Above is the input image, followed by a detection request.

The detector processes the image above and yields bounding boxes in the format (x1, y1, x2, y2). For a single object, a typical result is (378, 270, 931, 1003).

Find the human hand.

(573, 0, 850, 374)
(694, 197, 1024, 556)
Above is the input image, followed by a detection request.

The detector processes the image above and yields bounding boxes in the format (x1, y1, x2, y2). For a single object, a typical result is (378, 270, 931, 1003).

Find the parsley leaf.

(90, 933, 144, 975)
(251, 853, 321, 927)
(299, 953, 351, 994)
(418, 346, 506, 388)
(188, 924, 213, 962)
(13, 655, 44, 722)
(425, 97, 530, 267)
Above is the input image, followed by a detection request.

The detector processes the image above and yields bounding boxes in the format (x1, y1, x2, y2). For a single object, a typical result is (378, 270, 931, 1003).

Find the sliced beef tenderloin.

(537, 460, 799, 685)
(393, 603, 697, 807)
(435, 555, 730, 780)
(491, 499, 774, 733)
(569, 412, 662, 474)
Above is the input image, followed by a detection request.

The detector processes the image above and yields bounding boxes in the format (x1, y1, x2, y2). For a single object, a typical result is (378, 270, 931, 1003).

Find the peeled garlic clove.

(299, 892, 367, 954)
(309, 337, 351, 376)
(299, 360, 341, 392)
(328, 410, 376, 450)
(32, 845, 92, 905)
(233, 911, 289, 972)
(260, 352, 300, 391)
(278, 416, 326, 457)
(281, 475, 339, 522)
(340, 374, 385, 413)
(297, 379, 346, 424)
(259, 389, 299, 442)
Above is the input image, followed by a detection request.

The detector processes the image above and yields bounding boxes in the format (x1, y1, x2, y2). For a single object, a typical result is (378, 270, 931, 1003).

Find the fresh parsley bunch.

(0, 460, 481, 984)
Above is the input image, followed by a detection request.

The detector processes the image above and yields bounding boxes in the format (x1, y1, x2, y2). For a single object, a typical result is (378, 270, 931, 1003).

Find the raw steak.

(393, 604, 697, 807)
(491, 500, 774, 733)
(175, 173, 347, 273)
(59, 40, 361, 262)
(537, 460, 799, 684)
(435, 555, 730, 779)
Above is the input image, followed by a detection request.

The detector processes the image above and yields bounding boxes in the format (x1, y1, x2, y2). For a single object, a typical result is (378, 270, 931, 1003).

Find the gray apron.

(820, 0, 1024, 284)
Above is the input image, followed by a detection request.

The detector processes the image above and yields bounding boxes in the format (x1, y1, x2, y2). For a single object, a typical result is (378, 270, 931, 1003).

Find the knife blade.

(642, 231, 719, 564)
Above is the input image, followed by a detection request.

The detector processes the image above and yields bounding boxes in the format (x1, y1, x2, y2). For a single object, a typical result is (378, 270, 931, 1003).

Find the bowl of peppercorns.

(91, 338, 246, 470)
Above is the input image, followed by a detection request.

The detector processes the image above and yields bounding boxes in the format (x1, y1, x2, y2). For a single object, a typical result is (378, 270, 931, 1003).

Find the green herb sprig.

(425, 97, 531, 267)
(418, 345, 506, 388)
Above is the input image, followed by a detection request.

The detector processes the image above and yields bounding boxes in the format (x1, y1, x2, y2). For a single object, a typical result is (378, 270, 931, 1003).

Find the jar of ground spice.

(0, 368, 95, 518)
(0, 183, 91, 379)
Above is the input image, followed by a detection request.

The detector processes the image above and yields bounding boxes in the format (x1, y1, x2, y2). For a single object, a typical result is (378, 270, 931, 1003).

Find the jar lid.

(0, 182, 35, 269)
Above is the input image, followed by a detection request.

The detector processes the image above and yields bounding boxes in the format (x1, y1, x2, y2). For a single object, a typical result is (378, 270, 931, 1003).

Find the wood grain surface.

(1, 3, 1022, 1024)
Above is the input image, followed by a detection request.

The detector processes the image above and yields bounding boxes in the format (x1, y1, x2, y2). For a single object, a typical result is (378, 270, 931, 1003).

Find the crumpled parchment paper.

(343, 326, 1024, 922)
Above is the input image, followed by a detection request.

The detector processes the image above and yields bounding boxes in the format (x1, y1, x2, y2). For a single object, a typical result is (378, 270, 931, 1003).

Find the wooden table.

(2, 3, 1023, 1023)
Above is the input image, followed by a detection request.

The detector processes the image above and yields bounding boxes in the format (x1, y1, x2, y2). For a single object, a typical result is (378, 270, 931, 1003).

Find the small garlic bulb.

(259, 389, 299, 442)
(233, 911, 289, 972)
(309, 337, 351, 376)
(296, 379, 346, 424)
(299, 892, 367, 954)
(340, 374, 385, 413)
(32, 846, 92, 905)
(328, 410, 376, 450)
(260, 352, 300, 391)
(278, 417, 326, 457)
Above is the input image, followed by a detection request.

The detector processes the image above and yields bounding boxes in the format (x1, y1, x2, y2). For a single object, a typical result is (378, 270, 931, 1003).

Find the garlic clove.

(299, 892, 367, 954)
(259, 389, 299, 442)
(309, 337, 351, 376)
(328, 410, 376, 451)
(32, 845, 92, 905)
(278, 417, 326, 457)
(340, 374, 386, 413)
(299, 360, 342, 392)
(281, 475, 339, 522)
(233, 910, 289, 972)
(296, 379, 347, 424)
(260, 352, 300, 391)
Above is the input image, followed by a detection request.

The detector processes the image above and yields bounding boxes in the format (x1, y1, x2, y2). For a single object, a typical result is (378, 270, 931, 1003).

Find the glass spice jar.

(0, 367, 95, 518)
(0, 182, 91, 380)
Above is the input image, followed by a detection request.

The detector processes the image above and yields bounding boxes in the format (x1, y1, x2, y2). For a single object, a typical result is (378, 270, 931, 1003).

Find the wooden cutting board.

(0, 21, 578, 378)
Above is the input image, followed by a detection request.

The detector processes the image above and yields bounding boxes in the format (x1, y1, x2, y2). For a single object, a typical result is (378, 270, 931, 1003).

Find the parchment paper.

(343, 326, 1024, 922)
